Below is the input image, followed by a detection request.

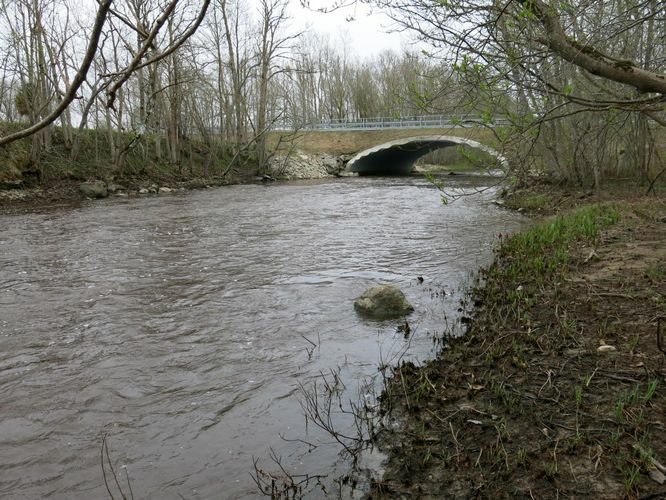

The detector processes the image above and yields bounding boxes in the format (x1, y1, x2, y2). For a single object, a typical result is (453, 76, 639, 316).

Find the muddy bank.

(372, 184, 666, 498)
(0, 176, 238, 214)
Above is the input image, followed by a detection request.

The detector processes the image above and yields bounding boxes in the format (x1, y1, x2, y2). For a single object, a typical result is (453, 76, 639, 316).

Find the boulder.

(267, 150, 340, 180)
(354, 285, 414, 319)
(321, 156, 341, 175)
(158, 186, 173, 193)
(79, 180, 108, 199)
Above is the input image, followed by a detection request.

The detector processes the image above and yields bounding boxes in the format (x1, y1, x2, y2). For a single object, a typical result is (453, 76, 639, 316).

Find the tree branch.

(0, 0, 113, 147)
(521, 0, 666, 95)
(105, 0, 180, 110)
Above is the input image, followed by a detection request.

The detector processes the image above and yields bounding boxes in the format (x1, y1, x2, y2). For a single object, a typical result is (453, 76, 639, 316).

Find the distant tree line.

(0, 0, 664, 186)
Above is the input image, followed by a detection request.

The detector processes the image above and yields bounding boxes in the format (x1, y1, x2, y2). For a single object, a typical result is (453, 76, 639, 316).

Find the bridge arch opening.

(345, 135, 507, 176)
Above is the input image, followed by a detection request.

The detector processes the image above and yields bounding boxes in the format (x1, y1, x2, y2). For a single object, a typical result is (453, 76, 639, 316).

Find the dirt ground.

(0, 175, 238, 216)
(371, 184, 666, 499)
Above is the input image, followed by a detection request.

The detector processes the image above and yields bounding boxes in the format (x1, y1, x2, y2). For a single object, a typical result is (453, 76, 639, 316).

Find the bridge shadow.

(346, 135, 506, 175)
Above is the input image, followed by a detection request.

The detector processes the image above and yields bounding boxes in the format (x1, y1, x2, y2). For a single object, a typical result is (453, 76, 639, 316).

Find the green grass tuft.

(504, 192, 552, 211)
(493, 204, 620, 283)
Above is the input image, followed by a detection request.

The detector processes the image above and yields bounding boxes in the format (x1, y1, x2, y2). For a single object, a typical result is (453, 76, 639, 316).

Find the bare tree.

(218, 0, 253, 165)
(0, 0, 113, 149)
(254, 0, 300, 170)
(0, 0, 211, 151)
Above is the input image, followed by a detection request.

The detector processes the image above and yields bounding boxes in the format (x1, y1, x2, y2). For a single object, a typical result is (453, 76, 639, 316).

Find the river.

(0, 176, 526, 498)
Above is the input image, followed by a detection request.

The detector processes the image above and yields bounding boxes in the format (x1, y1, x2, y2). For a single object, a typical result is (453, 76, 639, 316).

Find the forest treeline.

(0, 0, 664, 188)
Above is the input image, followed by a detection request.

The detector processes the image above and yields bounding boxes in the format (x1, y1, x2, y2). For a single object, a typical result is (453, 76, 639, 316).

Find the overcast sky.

(288, 1, 410, 58)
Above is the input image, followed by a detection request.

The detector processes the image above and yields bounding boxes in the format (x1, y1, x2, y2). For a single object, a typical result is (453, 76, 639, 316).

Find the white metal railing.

(271, 114, 510, 131)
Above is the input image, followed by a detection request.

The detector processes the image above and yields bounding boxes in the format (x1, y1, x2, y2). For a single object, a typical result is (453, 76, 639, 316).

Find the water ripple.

(0, 176, 526, 498)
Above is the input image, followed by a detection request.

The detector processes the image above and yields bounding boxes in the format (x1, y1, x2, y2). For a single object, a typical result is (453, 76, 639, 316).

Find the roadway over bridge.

(300, 114, 508, 131)
(268, 115, 506, 175)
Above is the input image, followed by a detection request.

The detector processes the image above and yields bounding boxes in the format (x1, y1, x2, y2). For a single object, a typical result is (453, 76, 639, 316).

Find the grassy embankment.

(373, 184, 666, 498)
(0, 122, 258, 205)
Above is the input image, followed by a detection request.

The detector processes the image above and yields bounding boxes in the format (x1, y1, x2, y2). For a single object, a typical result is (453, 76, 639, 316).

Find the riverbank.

(0, 150, 488, 215)
(0, 150, 352, 214)
(0, 120, 354, 213)
(0, 175, 240, 214)
(372, 183, 666, 498)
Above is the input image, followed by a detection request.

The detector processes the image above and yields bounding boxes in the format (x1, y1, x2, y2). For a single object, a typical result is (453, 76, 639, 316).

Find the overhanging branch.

(0, 0, 113, 147)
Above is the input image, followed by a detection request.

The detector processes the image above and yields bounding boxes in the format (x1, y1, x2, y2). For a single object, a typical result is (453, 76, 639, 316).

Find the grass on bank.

(0, 121, 257, 187)
(502, 191, 552, 211)
(495, 204, 619, 281)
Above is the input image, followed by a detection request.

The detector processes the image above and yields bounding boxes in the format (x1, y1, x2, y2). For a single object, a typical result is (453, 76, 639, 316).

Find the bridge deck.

(274, 115, 509, 132)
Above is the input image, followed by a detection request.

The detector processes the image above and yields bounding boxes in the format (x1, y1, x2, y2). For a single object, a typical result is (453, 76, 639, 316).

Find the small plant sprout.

(644, 380, 658, 403)
(574, 386, 583, 407)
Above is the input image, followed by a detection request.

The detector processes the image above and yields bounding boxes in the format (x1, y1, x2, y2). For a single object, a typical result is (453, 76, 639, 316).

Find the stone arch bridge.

(346, 135, 506, 175)
(267, 121, 504, 175)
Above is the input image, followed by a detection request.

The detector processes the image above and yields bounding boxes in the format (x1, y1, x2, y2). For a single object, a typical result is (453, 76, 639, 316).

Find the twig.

(478, 332, 514, 360)
(278, 433, 318, 451)
(101, 434, 116, 500)
(104, 435, 126, 500)
(399, 367, 411, 410)
(495, 425, 509, 471)
(592, 291, 636, 300)
(597, 371, 640, 384)
(585, 367, 599, 387)
(449, 422, 461, 463)
(475, 447, 483, 467)
(124, 466, 134, 500)
(100, 433, 129, 500)
(538, 369, 553, 397)
(300, 334, 316, 349)
(300, 335, 317, 360)
(250, 448, 328, 498)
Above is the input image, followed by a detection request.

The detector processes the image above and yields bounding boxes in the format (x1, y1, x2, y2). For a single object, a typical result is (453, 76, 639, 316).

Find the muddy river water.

(0, 176, 526, 498)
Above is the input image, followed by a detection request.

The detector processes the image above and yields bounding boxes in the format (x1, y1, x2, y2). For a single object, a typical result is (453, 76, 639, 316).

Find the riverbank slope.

(0, 124, 346, 213)
(373, 184, 666, 498)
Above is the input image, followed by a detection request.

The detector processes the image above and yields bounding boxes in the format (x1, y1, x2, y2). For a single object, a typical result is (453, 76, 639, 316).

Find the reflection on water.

(0, 176, 526, 498)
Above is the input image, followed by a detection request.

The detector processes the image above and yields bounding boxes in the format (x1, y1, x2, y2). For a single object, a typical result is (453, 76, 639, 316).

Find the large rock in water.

(354, 285, 414, 319)
(79, 181, 108, 199)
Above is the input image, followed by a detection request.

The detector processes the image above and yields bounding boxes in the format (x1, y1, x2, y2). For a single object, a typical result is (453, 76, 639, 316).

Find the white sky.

(39, 1, 411, 64)
(288, 1, 410, 59)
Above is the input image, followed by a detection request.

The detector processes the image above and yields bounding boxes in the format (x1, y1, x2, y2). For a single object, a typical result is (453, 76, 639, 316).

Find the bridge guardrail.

(271, 114, 510, 132)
